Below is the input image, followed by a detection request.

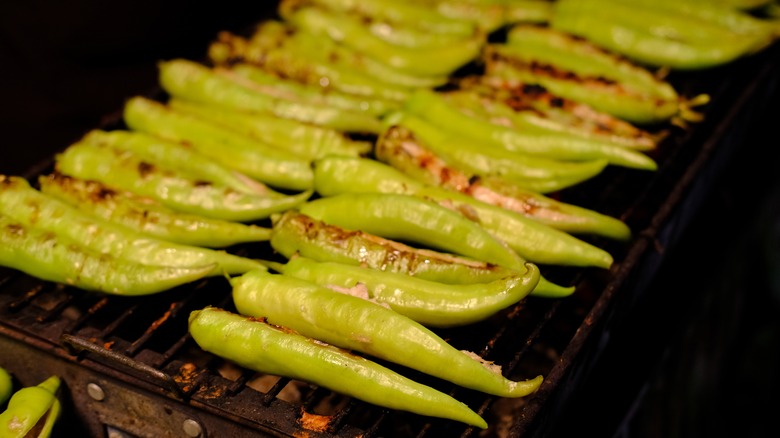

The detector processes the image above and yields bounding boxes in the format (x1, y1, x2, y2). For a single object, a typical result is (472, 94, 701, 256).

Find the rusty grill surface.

(1, 32, 779, 438)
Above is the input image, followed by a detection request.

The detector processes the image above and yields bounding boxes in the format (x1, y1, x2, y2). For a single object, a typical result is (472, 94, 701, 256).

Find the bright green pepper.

(38, 173, 272, 248)
(404, 90, 658, 170)
(0, 376, 60, 438)
(0, 367, 12, 407)
(279, 1, 484, 77)
(55, 140, 312, 222)
(441, 87, 659, 151)
(232, 269, 544, 397)
(270, 210, 574, 298)
(313, 155, 631, 243)
(228, 63, 400, 116)
(457, 76, 662, 151)
(271, 210, 521, 284)
(0, 214, 215, 295)
(79, 129, 278, 196)
(413, 0, 507, 32)
(207, 26, 422, 98)
(167, 98, 371, 161)
(550, 0, 774, 70)
(188, 307, 488, 428)
(0, 176, 265, 275)
(267, 255, 540, 328)
(157, 58, 385, 133)
(379, 114, 609, 193)
(292, 0, 478, 36)
(298, 192, 526, 270)
(123, 95, 315, 191)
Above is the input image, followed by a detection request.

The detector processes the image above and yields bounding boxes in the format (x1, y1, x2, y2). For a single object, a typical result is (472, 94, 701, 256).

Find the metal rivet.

(182, 419, 202, 437)
(86, 383, 105, 401)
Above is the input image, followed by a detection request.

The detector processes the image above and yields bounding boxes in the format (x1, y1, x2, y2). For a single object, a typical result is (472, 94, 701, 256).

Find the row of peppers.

(2, 0, 780, 432)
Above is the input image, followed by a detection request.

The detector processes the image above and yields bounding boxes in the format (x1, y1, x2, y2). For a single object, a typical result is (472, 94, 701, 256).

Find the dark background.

(1, 2, 778, 437)
(0, 0, 278, 176)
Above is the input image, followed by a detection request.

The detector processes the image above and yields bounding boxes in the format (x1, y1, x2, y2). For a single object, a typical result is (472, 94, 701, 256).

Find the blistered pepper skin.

(157, 59, 385, 134)
(55, 141, 312, 222)
(270, 210, 522, 284)
(38, 173, 272, 248)
(231, 269, 544, 398)
(313, 156, 621, 266)
(298, 192, 526, 270)
(0, 214, 216, 295)
(0, 176, 264, 275)
(271, 256, 540, 327)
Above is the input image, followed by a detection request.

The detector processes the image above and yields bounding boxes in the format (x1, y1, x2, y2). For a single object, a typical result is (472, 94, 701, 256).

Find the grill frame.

(1, 28, 779, 438)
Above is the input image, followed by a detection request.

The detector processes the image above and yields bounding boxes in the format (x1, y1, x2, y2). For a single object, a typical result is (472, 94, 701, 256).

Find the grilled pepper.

(404, 89, 658, 170)
(313, 155, 620, 266)
(0, 376, 61, 438)
(279, 0, 484, 77)
(208, 25, 422, 98)
(78, 129, 276, 196)
(54, 140, 312, 222)
(377, 116, 608, 194)
(551, 0, 775, 70)
(266, 256, 540, 328)
(0, 176, 264, 275)
(270, 211, 575, 298)
(189, 307, 488, 428)
(0, 214, 215, 295)
(38, 173, 272, 248)
(298, 192, 526, 270)
(232, 269, 544, 398)
(157, 58, 385, 134)
(167, 99, 371, 161)
(123, 96, 315, 191)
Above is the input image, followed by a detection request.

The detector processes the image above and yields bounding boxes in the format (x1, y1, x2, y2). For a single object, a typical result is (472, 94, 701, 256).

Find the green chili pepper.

(413, 0, 507, 32)
(0, 367, 12, 407)
(550, 0, 774, 70)
(292, 0, 478, 36)
(79, 129, 278, 196)
(0, 214, 215, 295)
(55, 141, 312, 222)
(404, 90, 658, 170)
(157, 58, 385, 134)
(442, 87, 659, 151)
(0, 375, 60, 438)
(285, 0, 478, 49)
(189, 307, 488, 428)
(484, 24, 692, 124)
(267, 255, 540, 328)
(167, 98, 371, 162)
(298, 192, 526, 270)
(313, 155, 631, 242)
(279, 1, 484, 77)
(271, 210, 519, 284)
(232, 269, 544, 398)
(38, 173, 272, 248)
(0, 175, 265, 275)
(270, 211, 574, 298)
(312, 156, 621, 266)
(208, 26, 420, 99)
(379, 115, 609, 193)
(228, 63, 400, 116)
(457, 76, 662, 151)
(124, 95, 314, 191)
